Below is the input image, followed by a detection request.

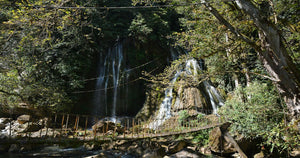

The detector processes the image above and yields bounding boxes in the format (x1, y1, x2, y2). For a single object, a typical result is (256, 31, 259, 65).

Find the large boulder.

(164, 149, 203, 158)
(166, 140, 188, 154)
(92, 121, 124, 134)
(8, 144, 20, 153)
(291, 148, 300, 157)
(0, 118, 10, 124)
(17, 115, 31, 124)
(24, 123, 42, 132)
(0, 123, 6, 130)
(208, 127, 236, 154)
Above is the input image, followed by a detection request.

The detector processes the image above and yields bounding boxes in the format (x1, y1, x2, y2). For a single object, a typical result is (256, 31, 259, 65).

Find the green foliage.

(0, 0, 95, 111)
(219, 82, 283, 138)
(129, 13, 153, 42)
(178, 110, 189, 125)
(218, 81, 299, 152)
(192, 129, 211, 146)
(262, 120, 300, 153)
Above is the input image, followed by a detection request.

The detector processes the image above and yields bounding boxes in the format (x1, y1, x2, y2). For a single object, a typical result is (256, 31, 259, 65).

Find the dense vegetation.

(133, 0, 300, 154)
(0, 0, 180, 112)
(1, 0, 299, 154)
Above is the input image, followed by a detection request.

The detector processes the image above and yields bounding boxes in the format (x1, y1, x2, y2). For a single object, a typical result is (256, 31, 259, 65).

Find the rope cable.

(72, 65, 162, 94)
(18, 3, 202, 10)
(80, 57, 159, 82)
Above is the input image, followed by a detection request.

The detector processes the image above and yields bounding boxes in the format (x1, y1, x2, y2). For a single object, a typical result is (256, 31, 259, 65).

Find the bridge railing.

(1, 109, 227, 140)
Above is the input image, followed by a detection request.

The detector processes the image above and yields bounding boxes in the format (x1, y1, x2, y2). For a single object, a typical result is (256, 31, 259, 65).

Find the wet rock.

(8, 144, 20, 153)
(198, 146, 211, 155)
(0, 118, 10, 124)
(17, 115, 31, 124)
(232, 153, 242, 158)
(208, 127, 235, 154)
(0, 123, 6, 130)
(83, 143, 101, 151)
(143, 151, 162, 158)
(254, 151, 264, 158)
(85, 151, 115, 158)
(24, 123, 42, 132)
(0, 134, 9, 140)
(0, 144, 10, 153)
(167, 140, 188, 154)
(20, 144, 32, 152)
(182, 87, 207, 110)
(84, 143, 95, 151)
(291, 148, 300, 157)
(92, 121, 124, 134)
(164, 149, 201, 158)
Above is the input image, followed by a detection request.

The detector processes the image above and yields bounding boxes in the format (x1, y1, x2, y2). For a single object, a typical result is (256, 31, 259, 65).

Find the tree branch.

(0, 89, 24, 101)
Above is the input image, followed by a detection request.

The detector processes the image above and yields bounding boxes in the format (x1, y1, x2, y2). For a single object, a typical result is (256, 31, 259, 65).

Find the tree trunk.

(234, 0, 300, 117)
(202, 0, 300, 117)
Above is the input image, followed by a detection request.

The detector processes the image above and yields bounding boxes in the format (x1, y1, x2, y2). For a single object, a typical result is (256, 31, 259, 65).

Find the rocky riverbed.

(1, 115, 299, 158)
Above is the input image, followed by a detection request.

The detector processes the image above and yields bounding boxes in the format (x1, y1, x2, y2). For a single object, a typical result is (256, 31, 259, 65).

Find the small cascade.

(185, 58, 200, 76)
(203, 81, 224, 114)
(148, 71, 181, 129)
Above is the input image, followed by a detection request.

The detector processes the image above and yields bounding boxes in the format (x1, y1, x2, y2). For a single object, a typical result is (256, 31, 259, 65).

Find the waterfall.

(93, 54, 107, 116)
(185, 58, 200, 76)
(111, 43, 123, 120)
(93, 42, 123, 120)
(149, 58, 224, 129)
(203, 81, 224, 114)
(185, 58, 224, 114)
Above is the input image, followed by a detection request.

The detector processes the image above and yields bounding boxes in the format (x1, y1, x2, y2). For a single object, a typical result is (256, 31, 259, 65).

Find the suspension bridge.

(0, 109, 227, 144)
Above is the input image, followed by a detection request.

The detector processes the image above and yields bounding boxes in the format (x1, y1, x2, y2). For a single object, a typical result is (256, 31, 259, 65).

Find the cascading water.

(149, 58, 224, 129)
(185, 58, 224, 114)
(111, 43, 123, 120)
(203, 81, 224, 114)
(185, 58, 200, 76)
(148, 71, 182, 129)
(93, 42, 124, 120)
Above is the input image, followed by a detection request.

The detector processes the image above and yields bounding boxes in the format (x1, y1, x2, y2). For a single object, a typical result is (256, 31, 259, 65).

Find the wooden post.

(52, 120, 55, 138)
(65, 114, 69, 129)
(74, 115, 78, 131)
(137, 119, 139, 138)
(45, 117, 50, 137)
(123, 120, 126, 139)
(74, 115, 79, 138)
(84, 116, 88, 140)
(143, 121, 145, 138)
(132, 119, 134, 138)
(102, 121, 105, 140)
(113, 124, 116, 139)
(106, 121, 108, 133)
(76, 115, 80, 131)
(9, 118, 12, 138)
(54, 114, 57, 123)
(127, 119, 129, 138)
(102, 122, 104, 140)
(39, 120, 43, 138)
(28, 122, 31, 140)
(61, 114, 65, 137)
(93, 117, 97, 140)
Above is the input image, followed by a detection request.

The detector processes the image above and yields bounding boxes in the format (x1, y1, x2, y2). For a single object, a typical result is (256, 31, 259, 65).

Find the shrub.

(178, 110, 189, 126)
(218, 81, 299, 152)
